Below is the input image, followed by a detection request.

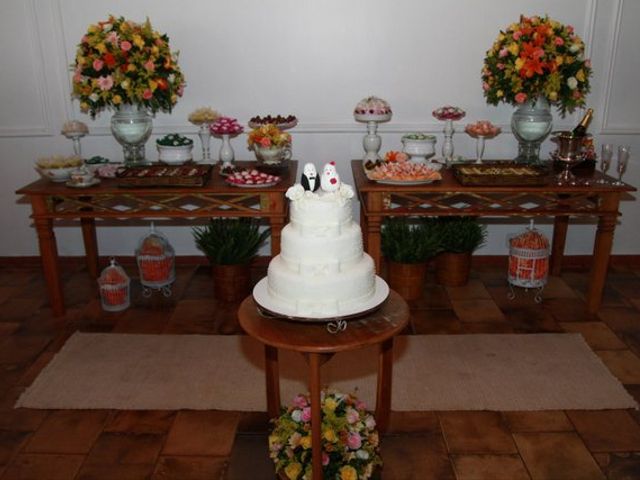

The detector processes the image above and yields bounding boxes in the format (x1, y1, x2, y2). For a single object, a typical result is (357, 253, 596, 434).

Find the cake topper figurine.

(321, 161, 341, 192)
(301, 162, 320, 192)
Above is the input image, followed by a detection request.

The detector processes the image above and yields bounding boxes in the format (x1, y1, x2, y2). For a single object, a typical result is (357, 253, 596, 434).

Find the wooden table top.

(238, 290, 409, 354)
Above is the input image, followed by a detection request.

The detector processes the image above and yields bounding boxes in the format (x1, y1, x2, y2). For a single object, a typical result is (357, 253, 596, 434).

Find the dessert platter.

(225, 169, 281, 188)
(366, 157, 442, 184)
(353, 96, 392, 123)
(248, 114, 298, 130)
(116, 164, 213, 187)
(253, 162, 389, 322)
(453, 162, 550, 186)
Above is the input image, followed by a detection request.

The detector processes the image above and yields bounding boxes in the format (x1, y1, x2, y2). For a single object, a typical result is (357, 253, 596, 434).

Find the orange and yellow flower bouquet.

(72, 15, 186, 118)
(482, 15, 592, 115)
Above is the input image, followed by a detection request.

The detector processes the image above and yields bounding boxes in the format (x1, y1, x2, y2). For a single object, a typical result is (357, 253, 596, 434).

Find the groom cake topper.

(300, 162, 320, 192)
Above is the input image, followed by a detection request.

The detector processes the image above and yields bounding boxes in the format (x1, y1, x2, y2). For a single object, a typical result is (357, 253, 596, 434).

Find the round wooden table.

(238, 290, 409, 480)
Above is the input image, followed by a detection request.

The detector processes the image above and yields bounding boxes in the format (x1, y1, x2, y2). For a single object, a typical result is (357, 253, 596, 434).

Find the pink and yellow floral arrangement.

(247, 124, 292, 149)
(269, 390, 382, 480)
(482, 15, 592, 115)
(72, 15, 186, 118)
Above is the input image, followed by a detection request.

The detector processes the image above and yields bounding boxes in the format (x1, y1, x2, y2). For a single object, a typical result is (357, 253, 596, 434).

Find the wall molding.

(600, 0, 640, 134)
(0, 0, 54, 137)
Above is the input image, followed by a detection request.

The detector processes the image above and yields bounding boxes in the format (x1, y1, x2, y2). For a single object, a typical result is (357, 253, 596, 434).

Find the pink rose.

(301, 407, 311, 422)
(346, 408, 360, 424)
(73, 68, 83, 83)
(97, 75, 113, 91)
(259, 137, 271, 147)
(120, 40, 132, 52)
(499, 48, 509, 58)
(567, 25, 574, 34)
(585, 59, 592, 68)
(356, 400, 367, 410)
(482, 82, 490, 92)
(106, 31, 118, 44)
(322, 452, 330, 466)
(554, 37, 564, 46)
(347, 432, 362, 450)
(142, 89, 153, 100)
(515, 92, 528, 104)
(512, 31, 522, 40)
(93, 59, 104, 71)
(144, 60, 155, 72)
(292, 394, 308, 408)
(497, 63, 505, 70)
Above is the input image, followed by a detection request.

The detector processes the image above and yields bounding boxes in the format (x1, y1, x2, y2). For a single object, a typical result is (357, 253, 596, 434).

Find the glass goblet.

(598, 143, 613, 184)
(614, 145, 630, 186)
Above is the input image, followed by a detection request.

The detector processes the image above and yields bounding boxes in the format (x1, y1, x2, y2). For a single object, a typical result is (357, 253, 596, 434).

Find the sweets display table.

(16, 161, 297, 316)
(352, 160, 636, 314)
(238, 291, 409, 480)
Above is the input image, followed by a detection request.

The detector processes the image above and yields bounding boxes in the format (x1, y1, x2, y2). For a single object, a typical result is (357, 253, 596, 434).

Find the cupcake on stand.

(188, 107, 220, 163)
(354, 96, 392, 170)
(432, 105, 466, 165)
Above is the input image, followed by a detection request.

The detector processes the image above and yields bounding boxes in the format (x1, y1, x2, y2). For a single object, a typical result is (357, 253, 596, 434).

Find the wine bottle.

(572, 108, 593, 137)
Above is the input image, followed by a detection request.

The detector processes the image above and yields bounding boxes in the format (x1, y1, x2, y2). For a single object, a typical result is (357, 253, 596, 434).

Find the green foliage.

(381, 217, 441, 264)
(437, 217, 487, 253)
(192, 218, 270, 265)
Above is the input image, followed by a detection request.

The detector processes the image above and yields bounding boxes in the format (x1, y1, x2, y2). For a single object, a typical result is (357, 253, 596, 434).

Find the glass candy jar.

(98, 259, 131, 312)
(135, 224, 175, 297)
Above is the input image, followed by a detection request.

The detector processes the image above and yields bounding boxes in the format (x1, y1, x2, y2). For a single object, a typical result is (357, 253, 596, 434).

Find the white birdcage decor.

(98, 258, 130, 312)
(135, 223, 175, 297)
(507, 220, 550, 303)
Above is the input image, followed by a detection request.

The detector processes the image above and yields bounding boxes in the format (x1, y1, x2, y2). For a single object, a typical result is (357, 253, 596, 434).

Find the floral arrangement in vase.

(269, 390, 382, 480)
(482, 15, 592, 115)
(247, 124, 292, 149)
(71, 15, 186, 118)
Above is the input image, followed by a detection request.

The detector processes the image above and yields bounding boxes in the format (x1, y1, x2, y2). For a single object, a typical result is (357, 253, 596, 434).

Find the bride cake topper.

(321, 161, 341, 192)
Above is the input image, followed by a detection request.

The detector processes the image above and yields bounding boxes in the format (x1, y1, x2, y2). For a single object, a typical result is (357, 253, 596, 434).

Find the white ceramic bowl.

(157, 144, 193, 164)
(36, 166, 77, 183)
(401, 134, 436, 164)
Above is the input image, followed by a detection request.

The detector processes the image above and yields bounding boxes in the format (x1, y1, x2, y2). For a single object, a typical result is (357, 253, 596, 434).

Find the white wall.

(1, 0, 638, 257)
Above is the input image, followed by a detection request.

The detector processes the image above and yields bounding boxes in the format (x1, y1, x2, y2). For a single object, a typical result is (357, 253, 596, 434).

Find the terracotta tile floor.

(1, 263, 640, 479)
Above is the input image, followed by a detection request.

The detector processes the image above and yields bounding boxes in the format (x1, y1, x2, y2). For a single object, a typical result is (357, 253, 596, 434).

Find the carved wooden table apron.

(352, 160, 636, 314)
(238, 291, 409, 480)
(16, 161, 297, 317)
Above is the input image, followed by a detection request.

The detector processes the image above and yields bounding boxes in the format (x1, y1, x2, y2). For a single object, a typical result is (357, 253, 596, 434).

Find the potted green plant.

(381, 217, 440, 300)
(435, 217, 487, 286)
(192, 218, 270, 301)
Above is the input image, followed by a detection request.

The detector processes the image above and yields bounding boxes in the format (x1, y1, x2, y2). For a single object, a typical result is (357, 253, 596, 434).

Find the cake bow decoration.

(320, 161, 341, 193)
(301, 162, 320, 192)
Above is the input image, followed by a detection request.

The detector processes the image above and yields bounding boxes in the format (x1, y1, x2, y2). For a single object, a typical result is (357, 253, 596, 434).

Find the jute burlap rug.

(16, 332, 637, 411)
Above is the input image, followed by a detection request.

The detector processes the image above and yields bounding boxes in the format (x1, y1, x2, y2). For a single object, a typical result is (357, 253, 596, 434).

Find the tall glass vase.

(511, 96, 552, 164)
(110, 104, 153, 164)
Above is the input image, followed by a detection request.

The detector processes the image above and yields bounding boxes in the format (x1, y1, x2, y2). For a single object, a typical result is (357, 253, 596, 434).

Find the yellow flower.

(112, 94, 122, 105)
(324, 398, 337, 411)
(284, 462, 302, 480)
(133, 34, 145, 49)
(498, 33, 505, 42)
(80, 102, 89, 112)
(497, 90, 504, 98)
(151, 45, 159, 56)
(127, 64, 137, 73)
(87, 24, 99, 34)
(514, 57, 525, 71)
(149, 80, 158, 92)
(507, 42, 519, 56)
(323, 428, 337, 443)
(576, 69, 585, 82)
(95, 43, 107, 54)
(555, 56, 564, 66)
(300, 435, 312, 449)
(339, 465, 358, 480)
(548, 91, 558, 102)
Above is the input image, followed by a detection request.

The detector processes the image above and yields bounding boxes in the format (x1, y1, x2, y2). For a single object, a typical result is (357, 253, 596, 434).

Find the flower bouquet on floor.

(269, 390, 382, 480)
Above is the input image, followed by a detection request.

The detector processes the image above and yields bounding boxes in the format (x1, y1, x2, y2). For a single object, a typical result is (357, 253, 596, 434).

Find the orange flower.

(520, 58, 545, 78)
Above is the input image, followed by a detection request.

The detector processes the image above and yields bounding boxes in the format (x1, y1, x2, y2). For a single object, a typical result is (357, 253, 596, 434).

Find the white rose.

(567, 77, 578, 90)
(290, 409, 302, 422)
(285, 184, 304, 201)
(364, 415, 376, 429)
(356, 449, 370, 460)
(89, 93, 99, 102)
(570, 43, 580, 53)
(339, 183, 354, 199)
(102, 23, 112, 32)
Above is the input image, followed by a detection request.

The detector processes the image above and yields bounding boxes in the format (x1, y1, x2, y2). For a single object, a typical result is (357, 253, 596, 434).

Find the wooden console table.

(238, 291, 409, 480)
(16, 161, 297, 316)
(352, 160, 636, 314)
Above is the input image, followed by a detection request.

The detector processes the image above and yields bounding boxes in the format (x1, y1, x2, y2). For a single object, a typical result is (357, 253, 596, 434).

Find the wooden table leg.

(308, 353, 323, 480)
(376, 338, 394, 433)
(81, 218, 99, 279)
(265, 192, 285, 256)
(34, 217, 65, 317)
(550, 215, 569, 276)
(587, 207, 619, 314)
(264, 346, 281, 419)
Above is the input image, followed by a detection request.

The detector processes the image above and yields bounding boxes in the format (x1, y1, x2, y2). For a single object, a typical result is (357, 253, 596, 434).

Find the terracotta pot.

(212, 263, 251, 302)
(387, 261, 428, 301)
(435, 251, 472, 287)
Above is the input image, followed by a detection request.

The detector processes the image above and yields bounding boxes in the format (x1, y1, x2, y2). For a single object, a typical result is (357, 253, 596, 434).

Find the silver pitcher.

(550, 131, 590, 162)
